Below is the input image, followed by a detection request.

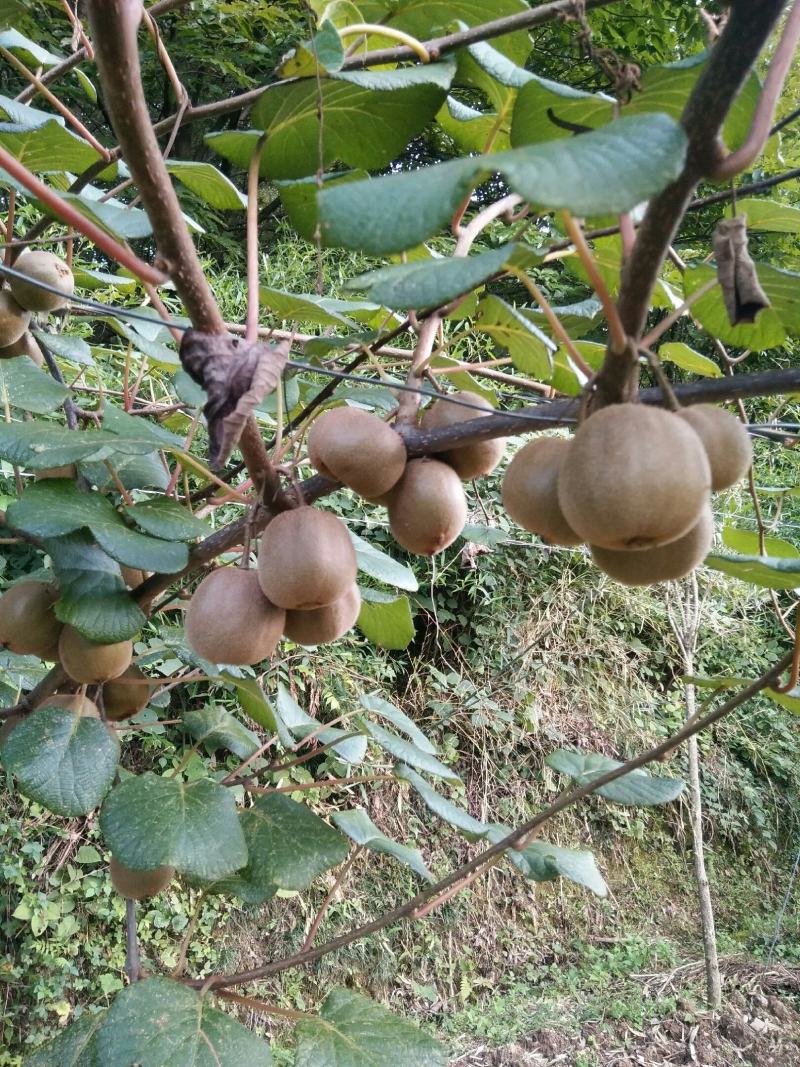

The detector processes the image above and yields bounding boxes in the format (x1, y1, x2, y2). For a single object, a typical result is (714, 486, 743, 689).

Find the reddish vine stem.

(245, 137, 267, 344)
(301, 846, 364, 952)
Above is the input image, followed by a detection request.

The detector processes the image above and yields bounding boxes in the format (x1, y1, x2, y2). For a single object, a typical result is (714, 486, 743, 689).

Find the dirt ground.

(452, 963, 800, 1066)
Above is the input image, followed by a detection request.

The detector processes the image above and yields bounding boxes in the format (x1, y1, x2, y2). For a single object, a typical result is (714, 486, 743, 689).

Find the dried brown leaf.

(712, 216, 770, 326)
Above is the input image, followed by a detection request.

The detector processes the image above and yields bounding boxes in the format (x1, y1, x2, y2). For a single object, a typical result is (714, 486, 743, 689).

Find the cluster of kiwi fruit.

(0, 250, 75, 366)
(502, 402, 752, 586)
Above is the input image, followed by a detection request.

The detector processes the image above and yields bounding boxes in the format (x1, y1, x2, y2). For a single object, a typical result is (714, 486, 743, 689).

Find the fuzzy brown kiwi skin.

(0, 291, 32, 348)
(591, 505, 714, 586)
(9, 251, 75, 313)
(0, 580, 63, 658)
(37, 692, 101, 718)
(502, 438, 582, 547)
(284, 584, 361, 646)
(109, 856, 174, 899)
(185, 567, 285, 665)
(557, 404, 711, 551)
(58, 625, 133, 684)
(102, 666, 154, 721)
(0, 331, 44, 365)
(308, 407, 407, 499)
(677, 405, 753, 491)
(257, 507, 357, 610)
(420, 391, 506, 481)
(388, 457, 467, 555)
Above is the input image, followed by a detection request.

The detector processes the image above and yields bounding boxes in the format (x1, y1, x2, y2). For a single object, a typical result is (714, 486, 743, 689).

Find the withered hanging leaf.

(712, 216, 770, 326)
(179, 330, 289, 467)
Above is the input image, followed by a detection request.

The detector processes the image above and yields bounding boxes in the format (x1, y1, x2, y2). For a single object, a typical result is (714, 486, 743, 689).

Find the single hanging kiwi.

(283, 584, 361, 646)
(9, 251, 75, 313)
(0, 291, 32, 348)
(36, 692, 101, 718)
(591, 506, 714, 586)
(257, 507, 357, 610)
(420, 391, 505, 480)
(109, 856, 174, 899)
(59, 626, 133, 684)
(502, 438, 583, 546)
(677, 404, 753, 491)
(388, 457, 467, 555)
(185, 567, 285, 664)
(0, 330, 44, 365)
(308, 407, 407, 498)
(102, 666, 155, 721)
(557, 404, 711, 551)
(0, 580, 63, 658)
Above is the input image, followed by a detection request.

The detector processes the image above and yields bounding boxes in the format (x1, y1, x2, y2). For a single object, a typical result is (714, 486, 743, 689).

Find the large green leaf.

(350, 532, 418, 592)
(658, 342, 722, 377)
(31, 329, 93, 365)
(97, 977, 270, 1066)
(46, 532, 145, 642)
(0, 118, 102, 173)
(360, 692, 436, 754)
(510, 839, 608, 897)
(320, 113, 687, 254)
(475, 294, 555, 377)
(0, 29, 63, 68)
(123, 498, 210, 541)
(8, 481, 188, 573)
(722, 526, 799, 558)
(274, 683, 368, 764)
(244, 62, 455, 180)
(437, 97, 507, 154)
(183, 705, 260, 759)
(166, 160, 246, 210)
(332, 808, 433, 881)
(357, 589, 415, 650)
(275, 170, 368, 242)
(24, 1008, 105, 1067)
(2, 706, 119, 817)
(100, 773, 247, 880)
(523, 297, 602, 340)
(737, 197, 800, 233)
(239, 793, 348, 892)
(360, 718, 460, 783)
(0, 356, 70, 414)
(0, 422, 160, 469)
(683, 262, 800, 350)
(546, 750, 684, 806)
(395, 764, 487, 839)
(60, 191, 152, 241)
(705, 552, 800, 590)
(294, 987, 447, 1067)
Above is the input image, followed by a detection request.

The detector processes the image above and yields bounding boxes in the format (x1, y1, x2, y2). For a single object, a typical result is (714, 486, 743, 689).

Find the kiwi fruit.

(502, 438, 582, 546)
(0, 330, 44, 365)
(308, 407, 407, 498)
(37, 692, 101, 718)
(0, 580, 63, 658)
(284, 584, 361, 646)
(387, 457, 467, 555)
(102, 666, 155, 721)
(9, 251, 75, 313)
(257, 507, 357, 610)
(0, 291, 32, 348)
(677, 405, 753, 491)
(59, 625, 133, 684)
(558, 404, 711, 551)
(185, 567, 285, 664)
(0, 713, 22, 747)
(109, 856, 174, 900)
(420, 391, 505, 480)
(591, 506, 714, 586)
(34, 464, 77, 481)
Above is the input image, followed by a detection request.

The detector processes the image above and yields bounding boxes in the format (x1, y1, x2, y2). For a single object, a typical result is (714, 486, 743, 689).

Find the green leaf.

(360, 718, 460, 784)
(320, 113, 687, 254)
(0, 422, 159, 469)
(31, 329, 93, 365)
(46, 532, 145, 642)
(357, 589, 415, 650)
(658, 342, 722, 377)
(511, 840, 608, 897)
(475, 294, 555, 377)
(61, 191, 152, 241)
(183, 705, 260, 759)
(2, 706, 119, 817)
(722, 526, 799, 558)
(24, 1008, 105, 1067)
(548, 341, 605, 395)
(74, 69, 97, 105)
(71, 267, 137, 296)
(100, 772, 247, 880)
(395, 764, 487, 840)
(166, 159, 247, 210)
(278, 19, 345, 77)
(437, 97, 508, 155)
(260, 287, 356, 329)
(705, 552, 800, 590)
(228, 675, 281, 733)
(0, 29, 63, 68)
(97, 977, 270, 1066)
(348, 244, 542, 310)
(240, 793, 348, 892)
(248, 62, 455, 179)
(736, 197, 800, 233)
(8, 481, 188, 573)
(546, 750, 684, 806)
(123, 498, 210, 541)
(0, 118, 102, 174)
(683, 262, 800, 351)
(360, 692, 436, 754)
(332, 808, 433, 881)
(275, 170, 368, 242)
(349, 531, 418, 592)
(428, 355, 498, 405)
(275, 683, 367, 764)
(523, 298, 602, 340)
(295, 987, 446, 1067)
(0, 355, 70, 413)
